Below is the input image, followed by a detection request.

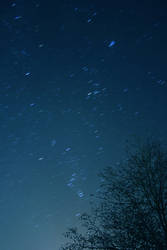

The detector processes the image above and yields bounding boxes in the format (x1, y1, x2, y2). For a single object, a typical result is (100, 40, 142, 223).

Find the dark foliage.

(61, 139, 167, 250)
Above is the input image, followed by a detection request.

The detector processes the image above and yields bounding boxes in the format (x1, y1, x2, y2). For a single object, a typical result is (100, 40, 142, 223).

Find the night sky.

(0, 0, 167, 249)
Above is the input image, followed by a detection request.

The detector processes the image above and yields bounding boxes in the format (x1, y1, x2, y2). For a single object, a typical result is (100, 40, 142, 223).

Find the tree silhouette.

(61, 139, 167, 249)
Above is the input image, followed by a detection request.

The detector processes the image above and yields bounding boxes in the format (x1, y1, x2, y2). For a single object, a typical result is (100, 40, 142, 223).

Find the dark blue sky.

(0, 0, 167, 249)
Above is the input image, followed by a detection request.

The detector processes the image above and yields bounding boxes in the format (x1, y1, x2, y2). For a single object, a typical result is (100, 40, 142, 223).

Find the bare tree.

(61, 139, 167, 249)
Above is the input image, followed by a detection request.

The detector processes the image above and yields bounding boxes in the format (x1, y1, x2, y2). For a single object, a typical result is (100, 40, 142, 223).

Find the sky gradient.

(0, 0, 167, 249)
